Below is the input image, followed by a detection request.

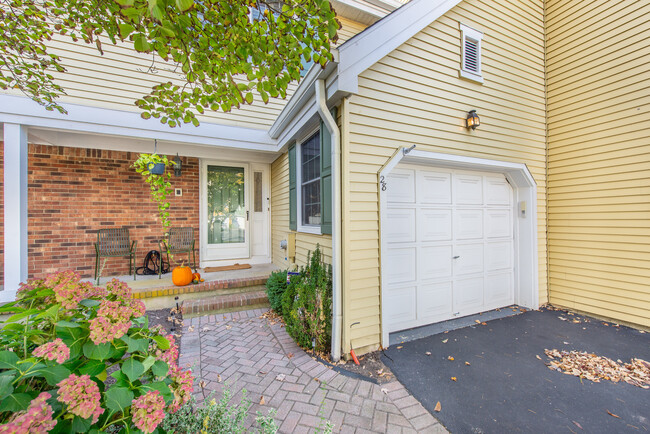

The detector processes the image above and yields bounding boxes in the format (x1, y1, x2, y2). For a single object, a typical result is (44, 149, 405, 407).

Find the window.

(299, 132, 321, 228)
(459, 24, 484, 83)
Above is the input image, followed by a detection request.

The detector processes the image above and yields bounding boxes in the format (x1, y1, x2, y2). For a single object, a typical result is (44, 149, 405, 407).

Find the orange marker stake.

(350, 349, 360, 365)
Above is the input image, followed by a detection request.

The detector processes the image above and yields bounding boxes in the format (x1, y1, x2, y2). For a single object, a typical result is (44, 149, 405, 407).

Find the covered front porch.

(1, 96, 284, 301)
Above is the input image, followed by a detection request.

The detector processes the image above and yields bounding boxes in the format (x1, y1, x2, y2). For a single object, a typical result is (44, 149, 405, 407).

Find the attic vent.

(464, 38, 479, 73)
(459, 23, 484, 83)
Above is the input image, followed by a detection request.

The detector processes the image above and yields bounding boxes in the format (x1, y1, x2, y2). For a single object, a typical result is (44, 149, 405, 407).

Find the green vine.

(133, 153, 176, 232)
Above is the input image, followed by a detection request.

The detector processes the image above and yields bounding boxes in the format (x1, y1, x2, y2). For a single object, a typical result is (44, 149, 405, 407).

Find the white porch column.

(3, 123, 28, 300)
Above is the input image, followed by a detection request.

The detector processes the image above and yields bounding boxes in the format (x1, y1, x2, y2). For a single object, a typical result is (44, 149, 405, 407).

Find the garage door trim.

(379, 149, 539, 347)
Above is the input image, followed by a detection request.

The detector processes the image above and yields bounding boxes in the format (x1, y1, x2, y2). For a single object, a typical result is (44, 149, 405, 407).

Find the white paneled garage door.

(383, 164, 514, 334)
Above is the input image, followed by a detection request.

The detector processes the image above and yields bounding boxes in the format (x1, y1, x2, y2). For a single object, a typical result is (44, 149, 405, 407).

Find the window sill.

(296, 225, 322, 235)
(459, 70, 484, 84)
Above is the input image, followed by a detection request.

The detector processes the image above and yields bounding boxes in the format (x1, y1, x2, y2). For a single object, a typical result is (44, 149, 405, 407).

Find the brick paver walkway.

(179, 308, 447, 433)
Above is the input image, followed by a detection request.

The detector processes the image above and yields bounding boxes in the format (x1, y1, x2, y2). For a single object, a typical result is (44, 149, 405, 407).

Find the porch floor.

(86, 262, 279, 294)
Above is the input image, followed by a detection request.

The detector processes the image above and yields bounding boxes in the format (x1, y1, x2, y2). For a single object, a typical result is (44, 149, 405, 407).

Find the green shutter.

(320, 107, 336, 235)
(288, 143, 297, 231)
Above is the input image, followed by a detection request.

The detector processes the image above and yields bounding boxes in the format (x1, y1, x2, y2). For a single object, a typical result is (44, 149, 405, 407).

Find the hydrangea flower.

(106, 278, 132, 298)
(0, 392, 56, 434)
(131, 391, 166, 433)
(168, 364, 194, 413)
(57, 374, 104, 423)
(32, 338, 70, 364)
(155, 334, 179, 372)
(41, 271, 105, 310)
(88, 298, 145, 344)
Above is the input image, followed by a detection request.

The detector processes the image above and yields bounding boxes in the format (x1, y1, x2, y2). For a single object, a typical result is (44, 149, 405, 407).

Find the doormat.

(204, 263, 252, 273)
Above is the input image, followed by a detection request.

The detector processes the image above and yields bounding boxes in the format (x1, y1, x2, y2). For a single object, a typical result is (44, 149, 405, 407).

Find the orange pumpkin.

(192, 272, 201, 281)
(172, 265, 193, 286)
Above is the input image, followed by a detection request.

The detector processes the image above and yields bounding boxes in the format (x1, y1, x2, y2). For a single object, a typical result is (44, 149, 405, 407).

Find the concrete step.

(134, 275, 270, 311)
(181, 290, 269, 318)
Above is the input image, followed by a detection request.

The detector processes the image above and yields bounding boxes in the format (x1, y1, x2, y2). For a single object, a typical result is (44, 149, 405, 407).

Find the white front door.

(383, 165, 515, 334)
(201, 161, 250, 262)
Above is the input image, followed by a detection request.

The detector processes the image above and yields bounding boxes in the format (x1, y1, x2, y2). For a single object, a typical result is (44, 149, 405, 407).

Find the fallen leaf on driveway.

(572, 421, 583, 430)
(287, 353, 294, 359)
(544, 349, 650, 388)
(558, 317, 567, 321)
(475, 320, 481, 324)
(425, 352, 431, 356)
(199, 380, 206, 389)
(448, 356, 455, 361)
(397, 346, 403, 349)
(217, 374, 222, 383)
(276, 374, 285, 382)
(451, 377, 457, 382)
(381, 388, 388, 394)
(188, 326, 195, 332)
(481, 322, 487, 326)
(442, 339, 448, 344)
(465, 362, 470, 366)
(259, 396, 265, 405)
(606, 410, 620, 418)
(536, 355, 542, 360)
(434, 401, 441, 412)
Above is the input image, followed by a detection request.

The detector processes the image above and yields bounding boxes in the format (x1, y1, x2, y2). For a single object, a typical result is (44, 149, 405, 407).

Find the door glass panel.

(254, 171, 263, 213)
(207, 165, 245, 244)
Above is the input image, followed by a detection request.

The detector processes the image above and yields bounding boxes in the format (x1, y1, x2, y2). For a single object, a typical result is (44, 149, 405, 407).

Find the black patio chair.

(158, 227, 196, 278)
(94, 228, 137, 283)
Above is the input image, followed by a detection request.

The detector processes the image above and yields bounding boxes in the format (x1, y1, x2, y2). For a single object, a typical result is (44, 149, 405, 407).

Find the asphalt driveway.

(382, 308, 650, 434)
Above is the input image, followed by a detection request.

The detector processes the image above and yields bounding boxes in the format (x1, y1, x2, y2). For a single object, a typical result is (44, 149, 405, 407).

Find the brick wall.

(0, 144, 200, 286)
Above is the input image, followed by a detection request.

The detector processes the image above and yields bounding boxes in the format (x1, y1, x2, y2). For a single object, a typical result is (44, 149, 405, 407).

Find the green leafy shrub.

(265, 270, 288, 313)
(160, 389, 277, 434)
(281, 246, 333, 354)
(0, 271, 194, 433)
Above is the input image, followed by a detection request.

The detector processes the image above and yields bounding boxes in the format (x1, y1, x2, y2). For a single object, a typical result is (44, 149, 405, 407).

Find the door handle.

(453, 255, 460, 259)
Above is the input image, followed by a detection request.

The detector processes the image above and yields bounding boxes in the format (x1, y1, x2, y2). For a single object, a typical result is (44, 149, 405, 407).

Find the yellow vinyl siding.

(546, 0, 650, 328)
(343, 0, 547, 354)
(337, 17, 368, 45)
(270, 152, 332, 270)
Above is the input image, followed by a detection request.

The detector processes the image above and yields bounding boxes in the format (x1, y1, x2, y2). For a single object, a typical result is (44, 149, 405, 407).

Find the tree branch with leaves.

(0, 0, 339, 126)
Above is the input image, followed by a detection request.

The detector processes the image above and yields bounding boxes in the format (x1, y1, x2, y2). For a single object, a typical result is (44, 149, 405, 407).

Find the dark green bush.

(265, 269, 288, 312)
(281, 246, 332, 354)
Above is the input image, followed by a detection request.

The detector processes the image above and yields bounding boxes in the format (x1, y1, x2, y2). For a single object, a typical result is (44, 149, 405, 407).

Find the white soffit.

(337, 0, 462, 93)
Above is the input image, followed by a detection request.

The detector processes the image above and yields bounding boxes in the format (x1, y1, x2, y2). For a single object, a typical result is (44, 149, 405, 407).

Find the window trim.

(296, 127, 322, 235)
(459, 23, 484, 84)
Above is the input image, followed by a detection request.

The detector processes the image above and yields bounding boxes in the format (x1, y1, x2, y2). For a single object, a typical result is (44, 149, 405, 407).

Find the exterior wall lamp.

(173, 153, 182, 177)
(466, 110, 480, 130)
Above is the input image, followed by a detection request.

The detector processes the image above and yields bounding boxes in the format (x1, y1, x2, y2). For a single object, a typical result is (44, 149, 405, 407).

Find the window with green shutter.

(288, 107, 336, 234)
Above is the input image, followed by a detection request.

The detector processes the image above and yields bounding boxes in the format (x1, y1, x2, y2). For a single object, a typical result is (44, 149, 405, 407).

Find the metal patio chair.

(158, 227, 196, 278)
(94, 228, 137, 283)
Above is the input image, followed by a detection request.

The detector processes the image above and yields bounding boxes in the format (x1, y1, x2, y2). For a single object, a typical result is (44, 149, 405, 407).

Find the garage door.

(383, 164, 514, 334)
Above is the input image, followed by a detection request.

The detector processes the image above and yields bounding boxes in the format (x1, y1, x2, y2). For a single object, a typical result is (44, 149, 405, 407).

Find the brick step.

(181, 290, 269, 318)
(133, 276, 269, 300)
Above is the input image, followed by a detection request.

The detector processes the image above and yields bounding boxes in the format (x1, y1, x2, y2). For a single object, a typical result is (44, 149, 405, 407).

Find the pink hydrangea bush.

(0, 271, 194, 433)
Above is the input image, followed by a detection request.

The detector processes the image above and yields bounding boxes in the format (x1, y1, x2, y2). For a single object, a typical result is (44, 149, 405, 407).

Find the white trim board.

(378, 149, 539, 347)
(0, 94, 276, 152)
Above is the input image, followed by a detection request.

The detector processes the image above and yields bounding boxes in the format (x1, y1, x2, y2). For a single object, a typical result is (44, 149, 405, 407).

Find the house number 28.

(380, 176, 387, 191)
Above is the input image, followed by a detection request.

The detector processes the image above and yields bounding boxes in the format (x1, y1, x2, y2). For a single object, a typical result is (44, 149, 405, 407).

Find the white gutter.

(315, 79, 342, 362)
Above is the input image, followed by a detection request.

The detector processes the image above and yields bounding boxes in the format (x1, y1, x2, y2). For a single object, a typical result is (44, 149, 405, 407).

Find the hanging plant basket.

(147, 162, 166, 175)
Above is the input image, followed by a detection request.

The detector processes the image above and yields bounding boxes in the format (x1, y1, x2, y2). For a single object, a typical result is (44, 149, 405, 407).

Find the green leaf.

(152, 360, 168, 377)
(71, 415, 92, 433)
(19, 360, 47, 377)
(118, 23, 135, 39)
(122, 357, 145, 382)
(245, 92, 253, 104)
(139, 381, 172, 402)
(175, 0, 193, 12)
(0, 373, 15, 400)
(35, 303, 60, 320)
(0, 393, 33, 412)
(79, 299, 100, 308)
(4, 310, 37, 324)
(120, 335, 149, 354)
(152, 335, 170, 350)
(133, 33, 151, 52)
(79, 360, 105, 378)
(83, 342, 112, 361)
(142, 355, 157, 372)
(55, 320, 81, 328)
(110, 370, 130, 388)
(42, 364, 71, 386)
(105, 386, 134, 413)
(0, 351, 19, 370)
(56, 324, 88, 360)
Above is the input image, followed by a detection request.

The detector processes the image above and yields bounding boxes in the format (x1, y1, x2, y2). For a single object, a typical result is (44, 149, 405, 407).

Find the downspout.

(315, 79, 342, 362)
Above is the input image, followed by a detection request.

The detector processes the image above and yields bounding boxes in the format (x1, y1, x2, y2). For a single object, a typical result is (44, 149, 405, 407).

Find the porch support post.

(3, 123, 28, 298)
